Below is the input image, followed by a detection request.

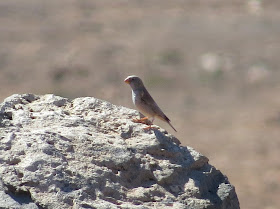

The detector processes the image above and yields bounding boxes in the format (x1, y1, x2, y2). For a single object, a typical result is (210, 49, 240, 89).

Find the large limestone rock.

(0, 94, 239, 209)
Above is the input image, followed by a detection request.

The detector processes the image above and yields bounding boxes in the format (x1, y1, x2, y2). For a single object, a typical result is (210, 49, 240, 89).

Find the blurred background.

(0, 0, 280, 208)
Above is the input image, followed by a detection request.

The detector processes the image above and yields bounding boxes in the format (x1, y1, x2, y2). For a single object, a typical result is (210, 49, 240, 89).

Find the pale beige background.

(1, 1, 280, 209)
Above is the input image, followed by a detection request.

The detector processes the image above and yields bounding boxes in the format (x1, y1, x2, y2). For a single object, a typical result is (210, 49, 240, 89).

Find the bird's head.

(124, 75, 145, 90)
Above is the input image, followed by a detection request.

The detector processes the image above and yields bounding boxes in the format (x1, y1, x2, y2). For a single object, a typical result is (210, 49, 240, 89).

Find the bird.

(124, 75, 177, 132)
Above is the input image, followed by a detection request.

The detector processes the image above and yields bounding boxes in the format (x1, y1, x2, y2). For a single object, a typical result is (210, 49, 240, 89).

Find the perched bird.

(124, 75, 177, 132)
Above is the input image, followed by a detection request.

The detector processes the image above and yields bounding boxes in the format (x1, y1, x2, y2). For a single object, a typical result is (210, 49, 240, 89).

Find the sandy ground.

(1, 1, 280, 208)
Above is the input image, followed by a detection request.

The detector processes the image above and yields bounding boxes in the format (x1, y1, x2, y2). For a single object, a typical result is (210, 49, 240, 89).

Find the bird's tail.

(168, 121, 177, 132)
(160, 115, 177, 132)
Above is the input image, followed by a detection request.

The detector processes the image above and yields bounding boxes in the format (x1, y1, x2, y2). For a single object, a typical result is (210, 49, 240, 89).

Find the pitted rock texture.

(0, 94, 240, 209)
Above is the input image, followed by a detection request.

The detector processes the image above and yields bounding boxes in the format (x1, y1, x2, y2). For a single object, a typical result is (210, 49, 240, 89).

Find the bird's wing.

(140, 88, 168, 119)
(140, 88, 177, 132)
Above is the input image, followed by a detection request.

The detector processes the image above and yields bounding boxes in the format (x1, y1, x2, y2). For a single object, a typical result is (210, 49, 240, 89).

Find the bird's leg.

(132, 116, 150, 125)
(143, 117, 158, 131)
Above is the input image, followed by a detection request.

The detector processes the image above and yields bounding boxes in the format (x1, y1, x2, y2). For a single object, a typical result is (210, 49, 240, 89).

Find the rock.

(0, 94, 240, 209)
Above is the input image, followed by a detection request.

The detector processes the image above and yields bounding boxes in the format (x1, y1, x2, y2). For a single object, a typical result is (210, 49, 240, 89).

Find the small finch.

(124, 75, 177, 132)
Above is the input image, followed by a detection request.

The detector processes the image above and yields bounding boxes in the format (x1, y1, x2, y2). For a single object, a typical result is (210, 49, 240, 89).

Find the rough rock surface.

(0, 94, 240, 209)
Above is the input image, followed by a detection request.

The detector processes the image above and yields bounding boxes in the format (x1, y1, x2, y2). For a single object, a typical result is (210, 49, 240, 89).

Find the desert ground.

(0, 1, 280, 208)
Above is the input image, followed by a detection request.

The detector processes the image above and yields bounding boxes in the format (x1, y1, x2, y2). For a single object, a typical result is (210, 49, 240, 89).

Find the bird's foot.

(132, 117, 151, 125)
(143, 125, 158, 131)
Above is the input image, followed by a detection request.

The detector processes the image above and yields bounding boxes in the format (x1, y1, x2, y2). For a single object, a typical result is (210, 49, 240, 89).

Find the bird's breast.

(132, 90, 138, 106)
(132, 90, 145, 108)
(131, 89, 153, 117)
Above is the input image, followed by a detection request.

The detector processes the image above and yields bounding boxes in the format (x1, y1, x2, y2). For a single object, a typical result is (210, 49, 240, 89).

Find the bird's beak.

(124, 78, 130, 84)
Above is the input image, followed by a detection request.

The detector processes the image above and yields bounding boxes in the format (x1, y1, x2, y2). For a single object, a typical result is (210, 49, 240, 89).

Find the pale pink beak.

(124, 78, 130, 84)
